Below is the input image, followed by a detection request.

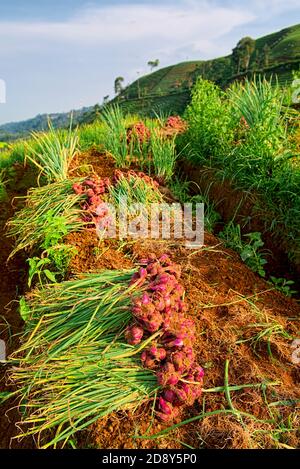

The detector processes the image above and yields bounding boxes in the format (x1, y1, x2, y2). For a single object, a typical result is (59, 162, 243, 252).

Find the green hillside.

(0, 106, 95, 142)
(1, 23, 299, 139)
(114, 23, 300, 116)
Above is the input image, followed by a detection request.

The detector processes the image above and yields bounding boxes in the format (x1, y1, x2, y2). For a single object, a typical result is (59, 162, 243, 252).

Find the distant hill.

(113, 23, 300, 116)
(0, 106, 97, 142)
(1, 23, 299, 140)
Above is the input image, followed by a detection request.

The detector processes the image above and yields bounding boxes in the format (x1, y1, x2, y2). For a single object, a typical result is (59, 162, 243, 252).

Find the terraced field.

(115, 23, 300, 117)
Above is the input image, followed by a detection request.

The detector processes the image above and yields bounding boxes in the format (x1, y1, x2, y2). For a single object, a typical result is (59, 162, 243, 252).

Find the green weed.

(27, 256, 57, 288)
(219, 222, 267, 276)
(269, 276, 297, 297)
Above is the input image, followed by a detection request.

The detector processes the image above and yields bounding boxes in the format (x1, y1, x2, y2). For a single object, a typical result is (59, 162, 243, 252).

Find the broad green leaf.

(19, 297, 31, 322)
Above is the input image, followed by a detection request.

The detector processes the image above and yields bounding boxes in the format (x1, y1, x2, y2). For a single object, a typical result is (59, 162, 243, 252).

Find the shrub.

(180, 78, 234, 163)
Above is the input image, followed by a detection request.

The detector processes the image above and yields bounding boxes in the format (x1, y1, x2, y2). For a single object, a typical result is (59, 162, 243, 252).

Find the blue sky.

(0, 0, 299, 125)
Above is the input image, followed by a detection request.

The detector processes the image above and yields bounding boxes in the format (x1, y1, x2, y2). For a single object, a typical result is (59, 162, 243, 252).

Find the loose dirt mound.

(179, 160, 300, 286)
(70, 150, 117, 179)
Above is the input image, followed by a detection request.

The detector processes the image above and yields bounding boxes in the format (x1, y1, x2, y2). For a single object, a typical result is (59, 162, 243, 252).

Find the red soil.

(72, 233, 300, 449)
(68, 152, 300, 450)
(1, 153, 299, 449)
(0, 164, 37, 448)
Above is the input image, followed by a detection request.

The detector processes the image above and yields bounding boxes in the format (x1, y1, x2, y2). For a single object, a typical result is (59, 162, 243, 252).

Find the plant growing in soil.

(101, 105, 128, 167)
(189, 193, 221, 233)
(26, 121, 79, 183)
(169, 178, 221, 233)
(0, 169, 8, 202)
(27, 244, 77, 287)
(25, 213, 79, 286)
(219, 222, 267, 276)
(149, 131, 177, 182)
(78, 121, 107, 152)
(269, 276, 297, 297)
(46, 244, 78, 276)
(180, 78, 234, 163)
(240, 232, 267, 277)
(169, 177, 191, 202)
(179, 76, 300, 270)
(27, 256, 57, 287)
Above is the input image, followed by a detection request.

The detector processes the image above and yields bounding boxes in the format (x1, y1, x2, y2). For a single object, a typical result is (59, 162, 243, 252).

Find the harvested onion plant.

(8, 270, 158, 448)
(16, 270, 140, 354)
(110, 170, 163, 206)
(71, 171, 163, 236)
(8, 257, 204, 447)
(101, 105, 177, 181)
(7, 179, 85, 258)
(126, 121, 152, 169)
(12, 346, 157, 449)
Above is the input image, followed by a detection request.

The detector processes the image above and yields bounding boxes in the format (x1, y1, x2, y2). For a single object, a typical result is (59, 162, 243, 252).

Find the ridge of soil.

(1, 153, 299, 449)
(66, 152, 300, 450)
(178, 159, 300, 288)
(72, 232, 300, 449)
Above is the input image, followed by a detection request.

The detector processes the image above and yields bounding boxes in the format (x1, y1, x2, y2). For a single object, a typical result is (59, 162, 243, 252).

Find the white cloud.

(0, 2, 254, 53)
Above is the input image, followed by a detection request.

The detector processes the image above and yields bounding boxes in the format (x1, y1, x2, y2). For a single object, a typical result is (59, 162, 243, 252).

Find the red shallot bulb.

(125, 325, 144, 345)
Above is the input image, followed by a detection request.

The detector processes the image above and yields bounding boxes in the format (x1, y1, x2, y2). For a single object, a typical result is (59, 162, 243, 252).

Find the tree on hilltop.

(114, 76, 124, 95)
(147, 59, 159, 71)
(232, 37, 256, 74)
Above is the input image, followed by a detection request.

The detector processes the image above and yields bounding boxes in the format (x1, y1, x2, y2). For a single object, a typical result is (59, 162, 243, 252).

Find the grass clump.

(150, 132, 177, 182)
(169, 177, 221, 233)
(78, 121, 107, 152)
(180, 76, 300, 264)
(0, 170, 8, 202)
(26, 122, 79, 183)
(101, 105, 128, 167)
